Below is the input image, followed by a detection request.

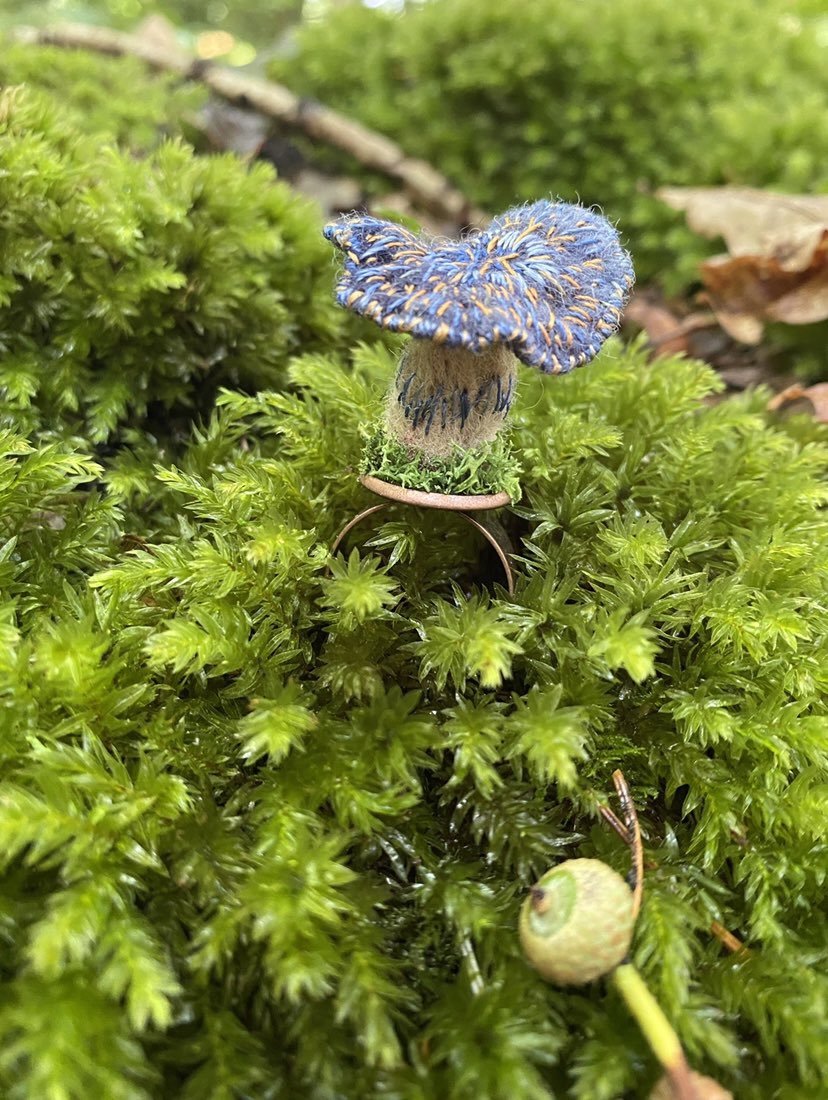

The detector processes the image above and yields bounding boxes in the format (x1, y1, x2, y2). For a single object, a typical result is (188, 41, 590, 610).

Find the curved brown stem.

(612, 769, 644, 920)
(599, 769, 644, 919)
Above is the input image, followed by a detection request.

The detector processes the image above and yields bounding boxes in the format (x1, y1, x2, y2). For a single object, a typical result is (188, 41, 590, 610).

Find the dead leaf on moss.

(624, 293, 688, 353)
(625, 291, 718, 357)
(658, 186, 828, 343)
(767, 382, 828, 422)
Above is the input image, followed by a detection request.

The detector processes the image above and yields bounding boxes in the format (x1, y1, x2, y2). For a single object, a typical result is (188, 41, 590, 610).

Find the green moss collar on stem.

(361, 422, 522, 500)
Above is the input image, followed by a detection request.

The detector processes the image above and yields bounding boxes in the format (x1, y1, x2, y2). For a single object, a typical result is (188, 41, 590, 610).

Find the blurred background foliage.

(0, 0, 303, 58)
(4, 0, 827, 376)
(1, 0, 826, 286)
(270, 0, 828, 287)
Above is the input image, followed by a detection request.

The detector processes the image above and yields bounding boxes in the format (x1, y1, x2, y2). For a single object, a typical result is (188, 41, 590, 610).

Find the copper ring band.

(330, 502, 514, 596)
(360, 475, 511, 512)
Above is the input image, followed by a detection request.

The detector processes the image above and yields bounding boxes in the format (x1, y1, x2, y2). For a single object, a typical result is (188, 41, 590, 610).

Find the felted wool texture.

(386, 340, 518, 456)
(324, 200, 634, 374)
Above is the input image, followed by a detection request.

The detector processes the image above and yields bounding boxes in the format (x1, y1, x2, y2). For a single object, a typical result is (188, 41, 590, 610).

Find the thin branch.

(710, 921, 750, 956)
(13, 23, 488, 228)
(599, 804, 631, 845)
(599, 769, 645, 919)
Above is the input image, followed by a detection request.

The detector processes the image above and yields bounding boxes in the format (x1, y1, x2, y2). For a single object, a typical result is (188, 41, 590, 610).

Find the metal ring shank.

(330, 503, 514, 595)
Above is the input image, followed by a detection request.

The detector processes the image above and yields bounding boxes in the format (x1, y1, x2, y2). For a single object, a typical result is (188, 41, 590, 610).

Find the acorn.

(649, 1071, 733, 1100)
(519, 858, 635, 985)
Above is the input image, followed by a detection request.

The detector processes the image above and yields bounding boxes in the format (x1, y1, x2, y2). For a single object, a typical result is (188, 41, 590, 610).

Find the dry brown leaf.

(767, 382, 828, 422)
(625, 293, 688, 352)
(801, 382, 828, 421)
(624, 292, 721, 358)
(658, 186, 828, 343)
(658, 186, 828, 266)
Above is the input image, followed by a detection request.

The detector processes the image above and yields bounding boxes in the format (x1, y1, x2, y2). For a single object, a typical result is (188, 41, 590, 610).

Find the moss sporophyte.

(324, 200, 634, 499)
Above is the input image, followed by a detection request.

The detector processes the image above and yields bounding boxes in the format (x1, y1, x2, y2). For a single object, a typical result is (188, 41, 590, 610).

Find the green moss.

(0, 0, 303, 46)
(361, 422, 522, 499)
(3, 333, 828, 1097)
(0, 41, 206, 150)
(1, 69, 828, 1099)
(0, 85, 343, 442)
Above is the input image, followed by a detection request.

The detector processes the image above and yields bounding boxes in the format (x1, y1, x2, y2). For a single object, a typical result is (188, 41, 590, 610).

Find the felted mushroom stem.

(387, 340, 518, 457)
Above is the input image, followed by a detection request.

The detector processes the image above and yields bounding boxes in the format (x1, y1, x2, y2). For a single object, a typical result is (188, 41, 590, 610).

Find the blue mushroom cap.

(324, 200, 634, 374)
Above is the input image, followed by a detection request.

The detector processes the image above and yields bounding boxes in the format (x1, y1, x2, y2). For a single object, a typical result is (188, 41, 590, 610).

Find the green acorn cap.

(519, 857, 635, 985)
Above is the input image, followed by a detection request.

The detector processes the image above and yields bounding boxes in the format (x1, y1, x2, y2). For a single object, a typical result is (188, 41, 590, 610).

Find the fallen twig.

(709, 921, 750, 957)
(13, 22, 488, 229)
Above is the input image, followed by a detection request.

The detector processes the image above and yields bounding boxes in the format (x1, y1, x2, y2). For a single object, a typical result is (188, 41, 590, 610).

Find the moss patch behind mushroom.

(361, 421, 522, 499)
(0, 41, 206, 152)
(0, 85, 345, 443)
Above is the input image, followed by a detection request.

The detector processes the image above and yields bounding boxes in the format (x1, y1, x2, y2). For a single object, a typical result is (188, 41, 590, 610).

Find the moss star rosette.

(324, 200, 634, 496)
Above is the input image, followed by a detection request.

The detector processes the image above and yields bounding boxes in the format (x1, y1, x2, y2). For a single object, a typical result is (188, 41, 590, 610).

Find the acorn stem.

(612, 963, 699, 1100)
